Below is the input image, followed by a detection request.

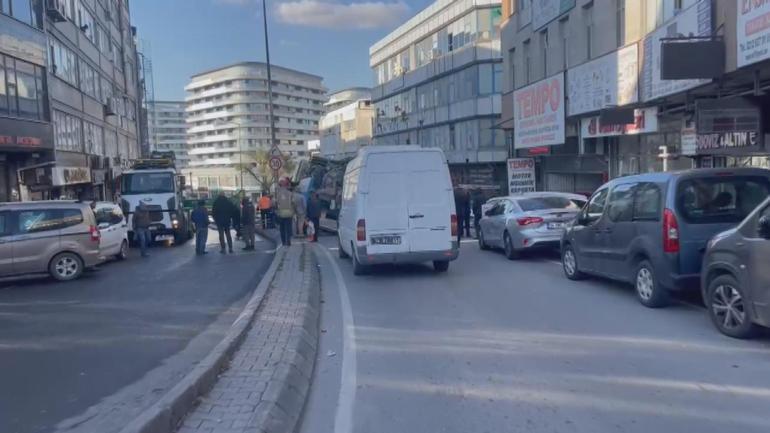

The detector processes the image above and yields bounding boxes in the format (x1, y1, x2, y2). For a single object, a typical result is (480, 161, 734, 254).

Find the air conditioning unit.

(46, 0, 67, 22)
(104, 98, 117, 117)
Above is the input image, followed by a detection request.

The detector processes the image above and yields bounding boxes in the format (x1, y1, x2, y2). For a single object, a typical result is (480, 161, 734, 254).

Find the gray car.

(702, 196, 770, 339)
(478, 192, 587, 259)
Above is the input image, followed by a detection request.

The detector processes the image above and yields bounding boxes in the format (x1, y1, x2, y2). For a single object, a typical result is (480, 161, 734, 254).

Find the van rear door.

(406, 153, 453, 252)
(364, 155, 409, 255)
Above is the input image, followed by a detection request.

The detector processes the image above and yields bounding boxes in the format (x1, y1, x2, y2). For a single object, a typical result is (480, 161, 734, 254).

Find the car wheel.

(708, 275, 756, 339)
(49, 252, 84, 281)
(116, 240, 129, 261)
(562, 245, 586, 280)
(478, 229, 490, 250)
(503, 232, 519, 260)
(352, 243, 368, 276)
(433, 261, 449, 272)
(635, 260, 669, 308)
(338, 237, 349, 259)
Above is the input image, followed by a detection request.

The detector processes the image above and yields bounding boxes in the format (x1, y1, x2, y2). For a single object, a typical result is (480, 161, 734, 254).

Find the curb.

(118, 240, 285, 433)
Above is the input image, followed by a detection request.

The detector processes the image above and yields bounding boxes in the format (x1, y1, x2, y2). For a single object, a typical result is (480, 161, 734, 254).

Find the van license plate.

(547, 222, 565, 230)
(371, 235, 401, 245)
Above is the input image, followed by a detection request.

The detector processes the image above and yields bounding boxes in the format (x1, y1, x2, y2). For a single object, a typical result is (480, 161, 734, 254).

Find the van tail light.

(663, 208, 680, 253)
(356, 219, 366, 242)
(517, 216, 544, 226)
(89, 225, 101, 243)
(451, 214, 458, 237)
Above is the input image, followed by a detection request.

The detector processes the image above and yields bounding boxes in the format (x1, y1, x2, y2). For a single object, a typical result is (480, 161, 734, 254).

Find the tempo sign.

(507, 158, 536, 195)
(513, 72, 566, 149)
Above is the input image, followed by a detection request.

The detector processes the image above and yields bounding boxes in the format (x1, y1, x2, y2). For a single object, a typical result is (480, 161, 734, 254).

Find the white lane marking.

(460, 239, 476, 243)
(329, 247, 339, 251)
(319, 246, 357, 433)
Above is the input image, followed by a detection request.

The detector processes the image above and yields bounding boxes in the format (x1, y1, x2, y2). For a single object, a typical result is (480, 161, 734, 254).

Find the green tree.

(235, 149, 296, 192)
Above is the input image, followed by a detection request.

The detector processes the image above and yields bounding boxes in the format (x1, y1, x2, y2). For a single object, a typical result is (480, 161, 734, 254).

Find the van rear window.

(676, 176, 770, 224)
(517, 197, 586, 211)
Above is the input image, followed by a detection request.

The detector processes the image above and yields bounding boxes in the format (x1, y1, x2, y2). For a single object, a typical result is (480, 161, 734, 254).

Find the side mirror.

(759, 215, 770, 239)
(98, 222, 110, 230)
(178, 175, 187, 188)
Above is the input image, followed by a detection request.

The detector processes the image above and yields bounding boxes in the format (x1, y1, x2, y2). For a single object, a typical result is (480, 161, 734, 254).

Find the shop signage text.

(681, 119, 697, 156)
(513, 72, 566, 149)
(641, 0, 711, 101)
(532, 0, 576, 31)
(696, 132, 759, 153)
(737, 0, 770, 67)
(580, 108, 658, 139)
(507, 158, 536, 195)
(0, 135, 44, 148)
(53, 167, 92, 186)
(567, 43, 639, 116)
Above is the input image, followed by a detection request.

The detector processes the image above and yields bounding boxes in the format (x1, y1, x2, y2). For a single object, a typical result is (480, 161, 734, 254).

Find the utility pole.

(262, 0, 279, 192)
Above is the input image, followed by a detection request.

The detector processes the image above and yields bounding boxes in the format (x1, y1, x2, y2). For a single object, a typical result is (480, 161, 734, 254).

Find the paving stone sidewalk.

(177, 243, 320, 433)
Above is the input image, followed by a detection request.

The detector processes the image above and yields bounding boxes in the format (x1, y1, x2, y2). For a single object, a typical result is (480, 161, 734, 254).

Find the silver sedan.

(478, 192, 587, 259)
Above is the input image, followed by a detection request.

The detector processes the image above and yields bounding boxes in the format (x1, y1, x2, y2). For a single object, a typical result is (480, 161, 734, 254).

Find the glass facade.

(0, 54, 46, 121)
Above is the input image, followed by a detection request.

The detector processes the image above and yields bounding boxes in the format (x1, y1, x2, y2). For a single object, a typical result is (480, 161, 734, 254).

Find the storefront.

(0, 117, 54, 202)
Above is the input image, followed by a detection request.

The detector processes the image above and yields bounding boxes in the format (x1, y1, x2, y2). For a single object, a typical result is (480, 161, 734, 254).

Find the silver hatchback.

(478, 192, 586, 259)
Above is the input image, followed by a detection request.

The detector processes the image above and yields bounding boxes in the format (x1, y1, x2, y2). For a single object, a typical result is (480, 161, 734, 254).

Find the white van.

(337, 146, 459, 274)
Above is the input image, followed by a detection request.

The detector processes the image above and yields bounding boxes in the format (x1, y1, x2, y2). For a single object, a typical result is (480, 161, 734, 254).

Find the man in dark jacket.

(133, 201, 151, 257)
(306, 192, 322, 242)
(471, 188, 484, 237)
(454, 188, 470, 242)
(191, 200, 210, 255)
(240, 197, 256, 250)
(212, 192, 236, 254)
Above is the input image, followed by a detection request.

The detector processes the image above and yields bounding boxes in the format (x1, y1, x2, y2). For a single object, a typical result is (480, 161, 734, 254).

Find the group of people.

(273, 177, 322, 246)
(454, 188, 485, 242)
(190, 192, 258, 255)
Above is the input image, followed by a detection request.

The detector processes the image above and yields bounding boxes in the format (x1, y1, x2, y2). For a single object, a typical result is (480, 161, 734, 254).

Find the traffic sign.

(268, 156, 283, 171)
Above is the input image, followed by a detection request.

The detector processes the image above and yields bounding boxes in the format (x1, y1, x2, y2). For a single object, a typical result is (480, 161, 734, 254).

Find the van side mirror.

(759, 216, 770, 240)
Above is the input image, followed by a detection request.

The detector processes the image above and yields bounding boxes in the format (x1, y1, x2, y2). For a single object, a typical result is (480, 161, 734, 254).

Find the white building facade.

(320, 87, 374, 160)
(370, 0, 506, 189)
(185, 62, 325, 192)
(147, 101, 188, 168)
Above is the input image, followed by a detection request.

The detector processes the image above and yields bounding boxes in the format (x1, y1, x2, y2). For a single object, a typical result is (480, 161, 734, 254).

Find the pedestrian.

(454, 188, 470, 242)
(133, 201, 151, 257)
(461, 188, 471, 238)
(306, 192, 322, 242)
(212, 191, 236, 254)
(471, 188, 484, 237)
(240, 196, 256, 251)
(191, 199, 210, 255)
(258, 192, 272, 229)
(274, 178, 295, 246)
(293, 188, 307, 237)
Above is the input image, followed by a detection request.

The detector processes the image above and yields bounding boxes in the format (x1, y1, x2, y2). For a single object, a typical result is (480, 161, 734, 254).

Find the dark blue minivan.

(561, 168, 770, 308)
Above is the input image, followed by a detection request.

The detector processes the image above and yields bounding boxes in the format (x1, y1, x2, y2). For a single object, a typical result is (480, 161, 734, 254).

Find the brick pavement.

(177, 243, 319, 433)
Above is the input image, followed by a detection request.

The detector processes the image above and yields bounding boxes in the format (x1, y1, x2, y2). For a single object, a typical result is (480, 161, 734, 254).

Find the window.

(507, 48, 515, 89)
(0, 54, 47, 120)
(560, 18, 569, 69)
(540, 29, 549, 77)
(616, 0, 625, 48)
(585, 188, 608, 221)
(83, 121, 103, 155)
(77, 1, 96, 45)
(0, 211, 9, 236)
(633, 183, 661, 220)
(78, 59, 100, 100)
(17, 209, 82, 234)
(608, 183, 636, 222)
(677, 177, 770, 224)
(49, 38, 78, 86)
(585, 4, 594, 59)
(523, 40, 531, 84)
(53, 110, 83, 152)
(2, 0, 42, 28)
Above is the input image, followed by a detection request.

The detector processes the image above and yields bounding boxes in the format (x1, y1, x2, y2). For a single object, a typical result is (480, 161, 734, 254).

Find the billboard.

(641, 0, 712, 102)
(567, 43, 639, 116)
(532, 0, 576, 31)
(737, 1, 770, 67)
(507, 158, 536, 195)
(580, 108, 658, 139)
(513, 72, 565, 149)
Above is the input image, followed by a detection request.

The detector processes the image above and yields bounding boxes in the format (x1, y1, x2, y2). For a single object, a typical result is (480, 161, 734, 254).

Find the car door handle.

(409, 214, 425, 219)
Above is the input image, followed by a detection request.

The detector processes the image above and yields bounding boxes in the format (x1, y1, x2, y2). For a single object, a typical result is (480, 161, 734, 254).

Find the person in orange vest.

(258, 192, 272, 229)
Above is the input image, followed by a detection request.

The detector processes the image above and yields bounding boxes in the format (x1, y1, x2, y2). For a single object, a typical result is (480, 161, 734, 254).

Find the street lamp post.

(261, 0, 279, 192)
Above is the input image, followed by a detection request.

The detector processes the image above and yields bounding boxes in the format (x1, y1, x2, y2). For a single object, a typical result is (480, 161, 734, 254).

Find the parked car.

(481, 196, 506, 217)
(561, 168, 770, 308)
(0, 201, 103, 281)
(478, 192, 587, 259)
(94, 202, 129, 261)
(338, 145, 459, 275)
(701, 196, 770, 338)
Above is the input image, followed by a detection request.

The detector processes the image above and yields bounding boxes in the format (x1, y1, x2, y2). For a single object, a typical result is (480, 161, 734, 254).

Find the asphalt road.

(300, 235, 770, 433)
(0, 229, 274, 433)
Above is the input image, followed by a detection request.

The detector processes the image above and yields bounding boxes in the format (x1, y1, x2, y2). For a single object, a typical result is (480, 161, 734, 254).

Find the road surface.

(0, 230, 274, 433)
(300, 234, 770, 433)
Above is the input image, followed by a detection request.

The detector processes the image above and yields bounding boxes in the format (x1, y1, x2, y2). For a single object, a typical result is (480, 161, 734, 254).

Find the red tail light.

(663, 208, 680, 253)
(450, 214, 458, 237)
(89, 225, 101, 243)
(356, 219, 366, 242)
(517, 216, 544, 226)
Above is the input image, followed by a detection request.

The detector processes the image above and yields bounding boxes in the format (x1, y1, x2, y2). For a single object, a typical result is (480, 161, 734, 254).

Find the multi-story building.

(8, 0, 143, 201)
(147, 100, 188, 168)
(185, 62, 325, 192)
(500, 0, 770, 195)
(370, 0, 506, 190)
(319, 87, 374, 159)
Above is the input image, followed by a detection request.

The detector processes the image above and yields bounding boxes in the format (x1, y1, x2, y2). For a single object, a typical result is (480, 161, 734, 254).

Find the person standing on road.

(293, 188, 307, 237)
(240, 197, 256, 251)
(191, 200, 210, 255)
(454, 188, 470, 242)
(306, 192, 322, 242)
(258, 193, 272, 229)
(133, 201, 151, 258)
(471, 188, 484, 238)
(274, 178, 295, 246)
(212, 192, 236, 254)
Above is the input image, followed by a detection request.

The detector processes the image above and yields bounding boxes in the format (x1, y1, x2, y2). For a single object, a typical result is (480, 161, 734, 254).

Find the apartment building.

(185, 62, 325, 192)
(147, 100, 188, 168)
(319, 87, 374, 159)
(370, 0, 506, 190)
(500, 0, 770, 194)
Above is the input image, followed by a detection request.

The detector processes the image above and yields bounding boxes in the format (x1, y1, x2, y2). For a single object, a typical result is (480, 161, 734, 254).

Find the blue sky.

(131, 0, 432, 100)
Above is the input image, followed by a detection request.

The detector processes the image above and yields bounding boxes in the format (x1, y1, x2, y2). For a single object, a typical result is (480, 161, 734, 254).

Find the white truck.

(119, 154, 193, 244)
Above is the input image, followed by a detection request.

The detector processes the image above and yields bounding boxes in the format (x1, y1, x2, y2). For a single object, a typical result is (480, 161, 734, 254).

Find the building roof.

(189, 61, 323, 81)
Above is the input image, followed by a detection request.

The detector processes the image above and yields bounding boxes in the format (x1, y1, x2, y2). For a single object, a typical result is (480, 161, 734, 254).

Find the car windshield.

(516, 196, 586, 211)
(121, 173, 175, 195)
(677, 176, 770, 224)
